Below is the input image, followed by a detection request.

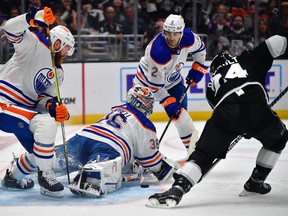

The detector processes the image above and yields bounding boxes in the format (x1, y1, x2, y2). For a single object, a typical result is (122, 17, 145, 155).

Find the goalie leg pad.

(75, 156, 123, 195)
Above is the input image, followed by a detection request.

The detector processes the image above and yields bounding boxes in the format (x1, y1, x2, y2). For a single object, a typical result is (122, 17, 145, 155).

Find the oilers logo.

(34, 68, 53, 94)
(167, 62, 184, 83)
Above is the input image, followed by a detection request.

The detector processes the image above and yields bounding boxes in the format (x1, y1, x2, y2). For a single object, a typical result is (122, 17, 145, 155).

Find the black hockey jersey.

(206, 42, 274, 109)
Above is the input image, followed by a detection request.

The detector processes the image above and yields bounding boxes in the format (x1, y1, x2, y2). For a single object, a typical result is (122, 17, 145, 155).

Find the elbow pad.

(265, 35, 287, 58)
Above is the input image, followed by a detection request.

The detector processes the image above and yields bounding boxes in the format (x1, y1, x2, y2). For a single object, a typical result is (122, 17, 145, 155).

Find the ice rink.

(0, 121, 287, 216)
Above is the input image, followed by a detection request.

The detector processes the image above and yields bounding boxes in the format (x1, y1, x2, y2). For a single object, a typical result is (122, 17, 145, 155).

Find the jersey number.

(225, 63, 248, 79)
(105, 113, 127, 129)
(151, 67, 158, 77)
(211, 63, 248, 94)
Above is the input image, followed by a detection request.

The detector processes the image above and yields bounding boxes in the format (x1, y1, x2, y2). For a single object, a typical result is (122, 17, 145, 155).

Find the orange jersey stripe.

(136, 70, 145, 82)
(6, 106, 36, 120)
(0, 86, 34, 106)
(5, 34, 22, 43)
(140, 153, 161, 165)
(87, 126, 130, 162)
(136, 70, 161, 92)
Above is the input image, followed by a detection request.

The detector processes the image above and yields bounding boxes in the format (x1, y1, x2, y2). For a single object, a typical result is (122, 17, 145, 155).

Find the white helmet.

(50, 25, 75, 56)
(163, 14, 185, 33)
(126, 85, 154, 117)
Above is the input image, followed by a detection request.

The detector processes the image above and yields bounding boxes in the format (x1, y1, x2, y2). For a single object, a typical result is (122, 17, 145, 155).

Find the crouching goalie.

(54, 85, 179, 197)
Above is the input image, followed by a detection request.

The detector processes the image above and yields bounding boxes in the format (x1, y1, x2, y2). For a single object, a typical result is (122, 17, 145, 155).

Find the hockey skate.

(146, 186, 184, 208)
(1, 169, 34, 189)
(38, 170, 64, 198)
(239, 178, 271, 197)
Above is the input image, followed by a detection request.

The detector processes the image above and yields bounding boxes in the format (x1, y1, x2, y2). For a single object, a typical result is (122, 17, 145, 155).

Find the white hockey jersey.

(78, 104, 162, 172)
(134, 28, 206, 101)
(0, 14, 63, 113)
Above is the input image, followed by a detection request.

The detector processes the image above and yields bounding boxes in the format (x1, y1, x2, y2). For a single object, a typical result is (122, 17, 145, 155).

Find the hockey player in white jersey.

(147, 35, 288, 208)
(0, 7, 75, 198)
(54, 85, 178, 197)
(134, 14, 208, 154)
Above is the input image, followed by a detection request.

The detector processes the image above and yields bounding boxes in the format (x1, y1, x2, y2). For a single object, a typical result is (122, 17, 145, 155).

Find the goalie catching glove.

(26, 6, 55, 28)
(46, 98, 69, 122)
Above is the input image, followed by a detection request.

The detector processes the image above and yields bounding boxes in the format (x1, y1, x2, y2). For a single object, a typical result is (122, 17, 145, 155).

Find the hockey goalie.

(53, 85, 180, 197)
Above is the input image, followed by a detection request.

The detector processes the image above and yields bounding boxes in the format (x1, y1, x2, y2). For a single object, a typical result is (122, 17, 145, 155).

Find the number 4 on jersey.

(225, 63, 248, 79)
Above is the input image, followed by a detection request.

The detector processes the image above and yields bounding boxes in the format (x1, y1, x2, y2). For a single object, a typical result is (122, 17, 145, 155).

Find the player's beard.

(165, 37, 180, 48)
(54, 52, 65, 65)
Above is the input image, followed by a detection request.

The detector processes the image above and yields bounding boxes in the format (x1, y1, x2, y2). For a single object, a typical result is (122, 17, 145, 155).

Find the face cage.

(129, 94, 153, 117)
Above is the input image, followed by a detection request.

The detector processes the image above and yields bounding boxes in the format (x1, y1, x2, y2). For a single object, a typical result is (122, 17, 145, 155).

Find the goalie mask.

(126, 85, 154, 117)
(210, 52, 237, 75)
(50, 25, 75, 56)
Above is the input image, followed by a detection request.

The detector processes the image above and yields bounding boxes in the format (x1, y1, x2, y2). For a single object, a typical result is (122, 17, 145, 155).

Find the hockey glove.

(186, 62, 208, 86)
(26, 7, 55, 28)
(161, 96, 180, 120)
(46, 98, 70, 123)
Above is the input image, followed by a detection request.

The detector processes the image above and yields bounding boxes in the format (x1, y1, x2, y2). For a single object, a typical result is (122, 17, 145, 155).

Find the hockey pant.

(0, 104, 57, 180)
(180, 102, 288, 187)
(54, 135, 121, 172)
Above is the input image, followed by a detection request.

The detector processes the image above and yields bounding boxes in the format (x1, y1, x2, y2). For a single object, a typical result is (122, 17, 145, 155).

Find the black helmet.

(210, 52, 236, 75)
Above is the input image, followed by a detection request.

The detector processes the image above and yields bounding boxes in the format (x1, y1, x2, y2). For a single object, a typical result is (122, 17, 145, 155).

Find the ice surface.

(1, 121, 287, 216)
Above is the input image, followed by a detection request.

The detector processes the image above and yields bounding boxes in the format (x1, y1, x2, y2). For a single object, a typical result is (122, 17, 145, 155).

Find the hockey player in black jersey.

(147, 35, 288, 208)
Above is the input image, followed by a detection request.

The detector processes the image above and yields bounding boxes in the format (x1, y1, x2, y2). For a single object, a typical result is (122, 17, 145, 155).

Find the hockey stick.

(159, 82, 191, 143)
(46, 27, 70, 184)
(198, 84, 288, 182)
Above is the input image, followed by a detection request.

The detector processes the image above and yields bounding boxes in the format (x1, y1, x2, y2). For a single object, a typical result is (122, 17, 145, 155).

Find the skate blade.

(65, 184, 101, 198)
(40, 187, 64, 198)
(239, 189, 263, 197)
(145, 198, 177, 209)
